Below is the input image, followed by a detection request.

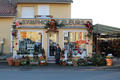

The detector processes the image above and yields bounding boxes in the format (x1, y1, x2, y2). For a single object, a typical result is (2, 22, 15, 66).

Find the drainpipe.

(10, 26, 13, 54)
(96, 24, 98, 54)
(0, 38, 5, 55)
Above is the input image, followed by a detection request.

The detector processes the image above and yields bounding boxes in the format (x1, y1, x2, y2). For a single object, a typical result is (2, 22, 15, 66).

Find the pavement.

(0, 57, 120, 71)
(0, 62, 120, 71)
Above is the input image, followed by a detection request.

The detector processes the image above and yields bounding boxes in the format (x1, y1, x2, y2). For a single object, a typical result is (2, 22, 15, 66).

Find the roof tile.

(0, 0, 16, 17)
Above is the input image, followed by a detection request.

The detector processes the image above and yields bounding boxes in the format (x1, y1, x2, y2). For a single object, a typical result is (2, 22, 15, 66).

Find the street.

(0, 68, 120, 80)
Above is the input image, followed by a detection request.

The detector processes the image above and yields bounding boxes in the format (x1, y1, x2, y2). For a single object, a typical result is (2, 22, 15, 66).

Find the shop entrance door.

(48, 32, 58, 62)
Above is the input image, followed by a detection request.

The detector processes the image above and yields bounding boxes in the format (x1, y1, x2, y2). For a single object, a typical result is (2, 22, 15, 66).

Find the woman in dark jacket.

(54, 44, 61, 64)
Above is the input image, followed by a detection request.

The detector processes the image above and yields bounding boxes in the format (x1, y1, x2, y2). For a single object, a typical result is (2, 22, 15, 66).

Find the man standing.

(54, 44, 61, 64)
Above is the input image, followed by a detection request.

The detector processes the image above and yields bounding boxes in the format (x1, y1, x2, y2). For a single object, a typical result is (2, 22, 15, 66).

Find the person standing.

(54, 44, 61, 64)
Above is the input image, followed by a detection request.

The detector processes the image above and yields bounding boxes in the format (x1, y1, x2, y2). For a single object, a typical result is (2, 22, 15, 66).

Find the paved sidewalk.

(0, 57, 120, 71)
(0, 62, 120, 71)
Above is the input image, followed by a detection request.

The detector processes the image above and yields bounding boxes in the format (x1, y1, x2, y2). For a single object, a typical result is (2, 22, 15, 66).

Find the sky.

(71, 0, 120, 28)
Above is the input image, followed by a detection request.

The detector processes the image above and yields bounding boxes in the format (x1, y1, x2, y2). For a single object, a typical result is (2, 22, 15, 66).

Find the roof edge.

(17, 2, 73, 4)
(0, 16, 16, 18)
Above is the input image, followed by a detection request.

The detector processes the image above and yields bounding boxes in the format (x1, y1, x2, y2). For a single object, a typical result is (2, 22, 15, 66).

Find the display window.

(64, 31, 88, 56)
(18, 31, 43, 54)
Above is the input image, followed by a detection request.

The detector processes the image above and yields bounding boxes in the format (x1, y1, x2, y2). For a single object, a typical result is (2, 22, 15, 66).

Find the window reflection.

(64, 32, 87, 56)
(18, 31, 42, 54)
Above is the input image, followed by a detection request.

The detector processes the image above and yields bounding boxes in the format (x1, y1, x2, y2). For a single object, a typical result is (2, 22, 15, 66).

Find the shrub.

(91, 54, 106, 66)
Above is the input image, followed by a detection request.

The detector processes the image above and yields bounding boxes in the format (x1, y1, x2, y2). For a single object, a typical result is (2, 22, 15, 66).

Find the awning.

(93, 24, 120, 34)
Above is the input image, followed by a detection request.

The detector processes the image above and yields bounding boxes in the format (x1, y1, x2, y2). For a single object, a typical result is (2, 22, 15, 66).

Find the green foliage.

(91, 54, 106, 66)
(45, 20, 65, 29)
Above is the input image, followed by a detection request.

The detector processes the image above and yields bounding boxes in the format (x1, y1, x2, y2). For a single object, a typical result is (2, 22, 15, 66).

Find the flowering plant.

(45, 19, 64, 33)
(106, 56, 113, 59)
(85, 21, 94, 38)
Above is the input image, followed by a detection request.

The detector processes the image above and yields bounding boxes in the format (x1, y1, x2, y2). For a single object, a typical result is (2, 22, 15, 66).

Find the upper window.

(38, 5, 49, 15)
(21, 7, 34, 18)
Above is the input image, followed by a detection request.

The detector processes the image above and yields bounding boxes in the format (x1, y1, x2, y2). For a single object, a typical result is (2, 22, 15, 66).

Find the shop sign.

(19, 19, 92, 25)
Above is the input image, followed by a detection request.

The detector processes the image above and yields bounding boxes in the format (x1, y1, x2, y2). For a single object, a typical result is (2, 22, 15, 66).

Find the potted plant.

(60, 55, 67, 66)
(67, 58, 73, 66)
(20, 59, 27, 66)
(14, 59, 21, 66)
(7, 57, 14, 66)
(60, 60, 67, 66)
(30, 59, 39, 65)
(73, 59, 78, 66)
(78, 58, 87, 66)
(91, 54, 106, 66)
(105, 56, 113, 66)
(39, 56, 46, 66)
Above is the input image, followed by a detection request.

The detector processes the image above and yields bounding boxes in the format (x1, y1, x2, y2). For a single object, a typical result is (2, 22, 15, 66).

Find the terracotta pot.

(106, 59, 112, 66)
(7, 58, 14, 66)
(15, 59, 21, 66)
(40, 62, 46, 66)
(61, 62, 66, 66)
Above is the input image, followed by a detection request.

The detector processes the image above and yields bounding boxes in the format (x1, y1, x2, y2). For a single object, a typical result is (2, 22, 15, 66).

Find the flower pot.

(15, 59, 21, 66)
(40, 60, 46, 66)
(67, 61, 73, 66)
(7, 58, 14, 66)
(40, 62, 46, 66)
(106, 59, 112, 66)
(61, 61, 66, 66)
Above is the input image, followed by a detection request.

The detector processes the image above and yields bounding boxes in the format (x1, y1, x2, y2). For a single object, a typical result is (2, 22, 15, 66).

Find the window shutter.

(21, 7, 34, 18)
(38, 5, 49, 15)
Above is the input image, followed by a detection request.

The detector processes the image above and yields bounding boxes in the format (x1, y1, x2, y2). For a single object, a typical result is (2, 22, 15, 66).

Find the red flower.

(89, 30, 92, 33)
(86, 42, 89, 44)
(46, 31, 48, 33)
(54, 30, 57, 32)
(54, 30, 58, 32)
(16, 21, 19, 27)
(12, 32, 15, 36)
(16, 43, 18, 45)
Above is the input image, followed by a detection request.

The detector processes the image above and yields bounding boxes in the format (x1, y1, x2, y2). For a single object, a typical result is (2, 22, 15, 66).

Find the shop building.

(0, 0, 93, 63)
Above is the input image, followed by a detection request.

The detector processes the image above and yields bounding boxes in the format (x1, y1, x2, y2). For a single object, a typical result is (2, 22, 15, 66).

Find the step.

(47, 59, 55, 63)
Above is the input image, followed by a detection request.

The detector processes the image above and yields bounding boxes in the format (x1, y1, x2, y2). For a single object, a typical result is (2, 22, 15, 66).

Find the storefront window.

(18, 31, 42, 54)
(64, 32, 87, 56)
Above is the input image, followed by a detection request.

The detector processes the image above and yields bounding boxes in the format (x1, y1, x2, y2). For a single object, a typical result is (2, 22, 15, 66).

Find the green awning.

(93, 24, 120, 34)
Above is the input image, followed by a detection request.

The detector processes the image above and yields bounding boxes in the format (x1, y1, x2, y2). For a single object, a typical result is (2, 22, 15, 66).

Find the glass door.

(48, 32, 58, 58)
